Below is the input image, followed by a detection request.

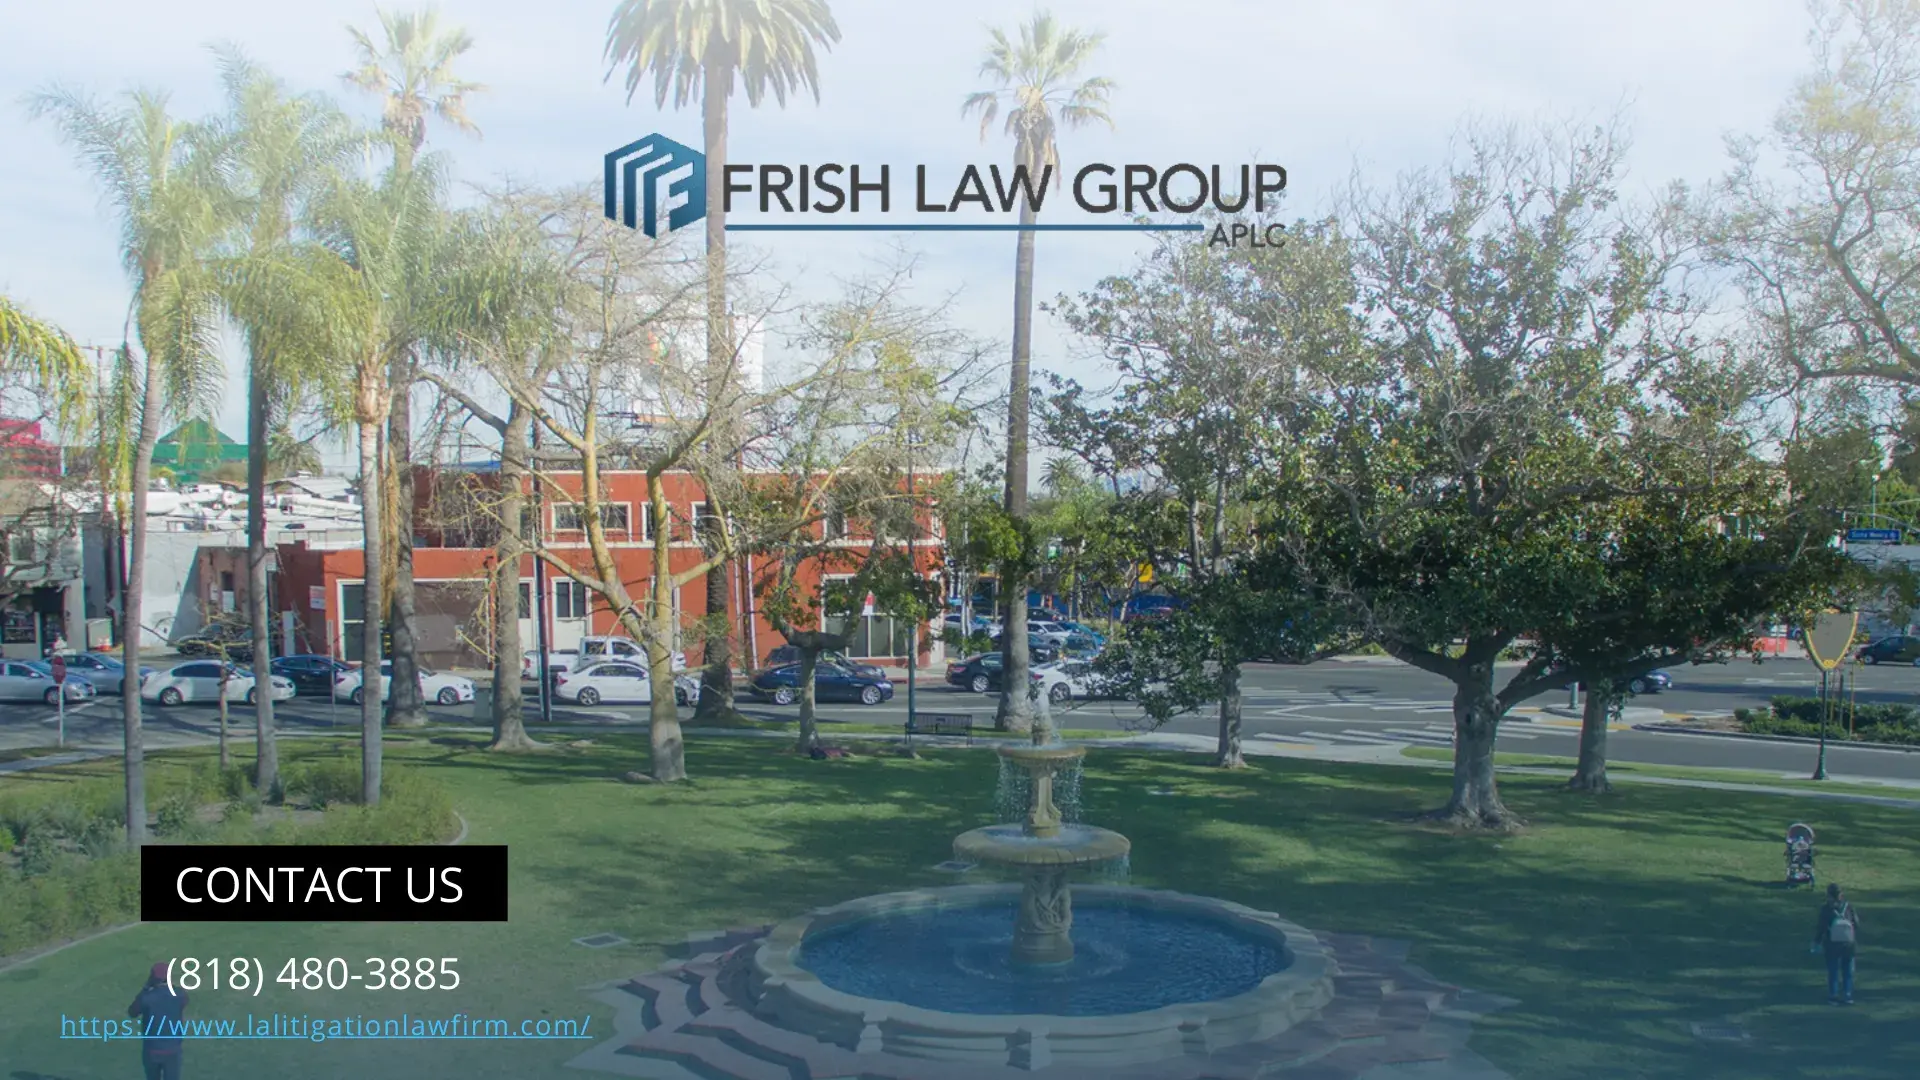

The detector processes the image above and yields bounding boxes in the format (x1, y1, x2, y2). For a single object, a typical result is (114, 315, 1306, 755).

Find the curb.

(1632, 723, 1920, 753)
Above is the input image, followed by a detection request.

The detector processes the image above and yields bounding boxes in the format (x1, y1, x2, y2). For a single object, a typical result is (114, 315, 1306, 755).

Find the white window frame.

(554, 579, 591, 620)
(552, 501, 635, 536)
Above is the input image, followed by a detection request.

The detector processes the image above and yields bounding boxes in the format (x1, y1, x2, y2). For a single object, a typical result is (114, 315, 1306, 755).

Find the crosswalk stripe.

(1301, 729, 1395, 744)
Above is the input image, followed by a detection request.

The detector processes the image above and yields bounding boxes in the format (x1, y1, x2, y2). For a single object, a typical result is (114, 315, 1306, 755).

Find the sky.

(0, 0, 1817, 468)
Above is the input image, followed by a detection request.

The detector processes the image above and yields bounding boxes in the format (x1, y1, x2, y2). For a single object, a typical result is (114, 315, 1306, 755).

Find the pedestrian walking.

(1811, 883, 1860, 1005)
(127, 961, 188, 1078)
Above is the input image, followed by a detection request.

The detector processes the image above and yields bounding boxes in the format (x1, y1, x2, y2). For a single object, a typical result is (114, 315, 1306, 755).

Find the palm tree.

(962, 11, 1111, 736)
(307, 158, 448, 804)
(605, 0, 841, 721)
(207, 47, 354, 795)
(0, 297, 89, 405)
(31, 88, 226, 843)
(344, 6, 485, 729)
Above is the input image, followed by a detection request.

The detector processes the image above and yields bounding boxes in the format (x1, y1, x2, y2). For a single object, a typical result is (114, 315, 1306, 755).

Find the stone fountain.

(951, 744, 1130, 965)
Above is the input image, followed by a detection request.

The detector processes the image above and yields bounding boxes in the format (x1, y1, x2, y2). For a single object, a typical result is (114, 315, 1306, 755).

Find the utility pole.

(530, 421, 553, 725)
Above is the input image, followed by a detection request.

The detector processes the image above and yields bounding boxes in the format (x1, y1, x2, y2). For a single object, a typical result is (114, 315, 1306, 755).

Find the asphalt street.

(4, 656, 1916, 782)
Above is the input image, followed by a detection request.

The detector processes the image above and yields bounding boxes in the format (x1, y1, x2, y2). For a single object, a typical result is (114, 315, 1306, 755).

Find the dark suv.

(1856, 635, 1920, 665)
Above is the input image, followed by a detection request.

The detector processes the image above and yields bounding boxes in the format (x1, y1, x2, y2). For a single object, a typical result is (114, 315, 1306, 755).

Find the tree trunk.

(995, 178, 1039, 735)
(693, 60, 740, 724)
(217, 665, 230, 770)
(795, 647, 820, 754)
(1569, 681, 1615, 793)
(1439, 669, 1516, 828)
(489, 407, 538, 752)
(245, 363, 277, 791)
(386, 361, 426, 728)
(358, 417, 384, 805)
(647, 473, 686, 782)
(1216, 660, 1246, 768)
(120, 345, 164, 847)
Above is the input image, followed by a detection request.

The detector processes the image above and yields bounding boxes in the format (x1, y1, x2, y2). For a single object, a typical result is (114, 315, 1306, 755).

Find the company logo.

(604, 134, 707, 238)
(603, 135, 1287, 246)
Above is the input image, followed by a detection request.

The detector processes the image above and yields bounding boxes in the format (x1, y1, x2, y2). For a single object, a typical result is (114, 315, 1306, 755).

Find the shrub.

(306, 767, 456, 846)
(0, 850, 139, 957)
(0, 824, 13, 855)
(286, 757, 363, 810)
(154, 793, 197, 838)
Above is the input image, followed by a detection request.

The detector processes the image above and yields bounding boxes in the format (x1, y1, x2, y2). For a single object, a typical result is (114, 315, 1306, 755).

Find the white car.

(523, 638, 685, 679)
(332, 663, 477, 706)
(1028, 621, 1074, 646)
(0, 661, 98, 704)
(553, 660, 700, 707)
(142, 661, 294, 706)
(1033, 660, 1116, 704)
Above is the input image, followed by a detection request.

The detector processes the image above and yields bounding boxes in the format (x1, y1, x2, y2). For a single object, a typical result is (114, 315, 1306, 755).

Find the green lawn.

(0, 735, 1914, 1079)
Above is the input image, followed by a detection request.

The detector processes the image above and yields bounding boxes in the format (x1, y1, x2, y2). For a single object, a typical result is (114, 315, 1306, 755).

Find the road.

(4, 656, 1915, 781)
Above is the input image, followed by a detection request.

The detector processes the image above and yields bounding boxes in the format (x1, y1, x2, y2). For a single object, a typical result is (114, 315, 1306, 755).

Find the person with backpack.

(127, 961, 188, 1078)
(1812, 883, 1860, 1005)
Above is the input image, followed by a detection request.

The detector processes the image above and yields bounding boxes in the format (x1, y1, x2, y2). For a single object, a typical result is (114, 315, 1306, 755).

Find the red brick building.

(272, 468, 943, 671)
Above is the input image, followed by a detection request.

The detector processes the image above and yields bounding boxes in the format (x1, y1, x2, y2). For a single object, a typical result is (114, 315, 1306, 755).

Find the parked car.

(750, 661, 894, 705)
(171, 624, 251, 659)
(1027, 621, 1074, 646)
(1056, 620, 1106, 644)
(1034, 659, 1117, 703)
(1, 660, 97, 704)
(269, 655, 353, 696)
(987, 632, 1060, 664)
(553, 660, 700, 706)
(942, 613, 993, 634)
(332, 663, 477, 706)
(762, 646, 884, 678)
(33, 653, 153, 695)
(1856, 635, 1920, 665)
(141, 661, 294, 706)
(522, 648, 580, 680)
(1626, 670, 1672, 695)
(523, 639, 685, 680)
(947, 653, 1006, 694)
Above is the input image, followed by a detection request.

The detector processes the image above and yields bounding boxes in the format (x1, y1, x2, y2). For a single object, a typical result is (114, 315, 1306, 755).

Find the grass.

(1398, 745, 1920, 798)
(0, 736, 1915, 1079)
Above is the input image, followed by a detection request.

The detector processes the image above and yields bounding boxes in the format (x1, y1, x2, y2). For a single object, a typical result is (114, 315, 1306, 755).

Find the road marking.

(1300, 730, 1395, 744)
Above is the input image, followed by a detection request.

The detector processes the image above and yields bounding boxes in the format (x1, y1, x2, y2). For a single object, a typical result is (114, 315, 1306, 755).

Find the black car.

(947, 653, 1007, 694)
(750, 662, 894, 705)
(270, 654, 353, 695)
(986, 633, 1060, 664)
(762, 646, 884, 678)
(1856, 635, 1920, 665)
(173, 625, 251, 659)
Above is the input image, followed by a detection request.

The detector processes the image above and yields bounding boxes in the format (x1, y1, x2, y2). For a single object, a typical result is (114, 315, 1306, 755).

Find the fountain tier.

(951, 744, 1129, 965)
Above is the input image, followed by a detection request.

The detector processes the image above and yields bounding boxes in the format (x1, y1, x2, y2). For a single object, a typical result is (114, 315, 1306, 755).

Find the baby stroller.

(1785, 823, 1816, 887)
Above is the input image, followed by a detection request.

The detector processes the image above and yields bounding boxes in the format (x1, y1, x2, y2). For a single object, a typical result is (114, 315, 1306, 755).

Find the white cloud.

(0, 0, 1813, 464)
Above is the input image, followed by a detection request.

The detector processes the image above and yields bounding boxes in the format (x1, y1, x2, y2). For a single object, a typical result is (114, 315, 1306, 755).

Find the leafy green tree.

(606, 0, 842, 723)
(345, 7, 486, 730)
(206, 47, 355, 791)
(963, 10, 1112, 734)
(1255, 122, 1680, 826)
(32, 87, 226, 844)
(1047, 218, 1358, 766)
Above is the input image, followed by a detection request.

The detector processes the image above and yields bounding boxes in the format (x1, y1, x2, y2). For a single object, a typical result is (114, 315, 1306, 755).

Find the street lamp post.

(906, 436, 919, 736)
(530, 421, 552, 725)
(1813, 668, 1830, 781)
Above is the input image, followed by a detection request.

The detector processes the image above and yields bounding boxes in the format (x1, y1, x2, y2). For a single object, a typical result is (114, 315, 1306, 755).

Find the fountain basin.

(749, 884, 1334, 1070)
(953, 823, 1131, 868)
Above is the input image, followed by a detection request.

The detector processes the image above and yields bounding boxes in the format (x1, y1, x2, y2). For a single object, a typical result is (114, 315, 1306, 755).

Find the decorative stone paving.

(568, 923, 1514, 1080)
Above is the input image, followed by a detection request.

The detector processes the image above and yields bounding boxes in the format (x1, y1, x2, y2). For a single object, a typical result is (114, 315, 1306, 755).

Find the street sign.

(861, 592, 876, 618)
(1804, 611, 1858, 672)
(49, 655, 65, 684)
(1845, 528, 1901, 543)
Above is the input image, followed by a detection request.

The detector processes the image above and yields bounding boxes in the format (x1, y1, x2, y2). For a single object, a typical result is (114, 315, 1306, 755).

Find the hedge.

(1734, 699, 1920, 746)
(0, 761, 457, 959)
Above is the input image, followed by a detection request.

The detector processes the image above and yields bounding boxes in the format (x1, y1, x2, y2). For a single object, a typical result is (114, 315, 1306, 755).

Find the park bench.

(906, 712, 975, 744)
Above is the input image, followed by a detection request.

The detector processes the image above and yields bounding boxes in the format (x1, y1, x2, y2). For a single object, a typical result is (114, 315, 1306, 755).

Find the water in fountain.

(994, 758, 1082, 824)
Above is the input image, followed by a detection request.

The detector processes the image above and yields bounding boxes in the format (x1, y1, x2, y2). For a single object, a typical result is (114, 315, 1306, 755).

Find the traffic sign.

(861, 592, 876, 618)
(1804, 612, 1857, 672)
(49, 655, 65, 684)
(1845, 528, 1901, 543)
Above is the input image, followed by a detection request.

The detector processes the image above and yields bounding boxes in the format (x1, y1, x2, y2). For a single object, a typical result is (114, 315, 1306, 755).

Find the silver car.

(0, 661, 97, 704)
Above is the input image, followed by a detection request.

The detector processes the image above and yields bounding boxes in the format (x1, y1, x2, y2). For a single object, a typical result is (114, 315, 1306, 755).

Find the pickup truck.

(523, 637, 685, 680)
